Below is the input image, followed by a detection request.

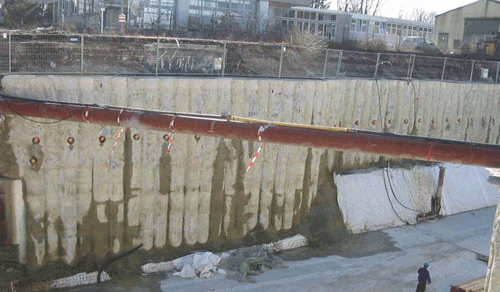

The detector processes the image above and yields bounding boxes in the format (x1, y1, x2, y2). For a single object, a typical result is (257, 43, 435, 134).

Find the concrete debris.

(141, 233, 307, 278)
(49, 271, 111, 289)
(219, 246, 288, 282)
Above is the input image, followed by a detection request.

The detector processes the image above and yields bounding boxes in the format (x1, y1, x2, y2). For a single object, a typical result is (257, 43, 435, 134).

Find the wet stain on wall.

(296, 148, 313, 226)
(22, 176, 48, 266)
(0, 116, 19, 178)
(208, 139, 230, 243)
(229, 139, 252, 239)
(300, 150, 348, 246)
(159, 144, 172, 196)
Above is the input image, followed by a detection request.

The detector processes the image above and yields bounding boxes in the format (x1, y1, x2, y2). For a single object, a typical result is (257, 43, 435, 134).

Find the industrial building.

(434, 0, 500, 53)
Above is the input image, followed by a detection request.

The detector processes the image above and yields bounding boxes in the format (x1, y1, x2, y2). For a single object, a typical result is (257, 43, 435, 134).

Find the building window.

(453, 39, 461, 49)
(351, 19, 356, 31)
(310, 22, 316, 33)
(361, 20, 368, 32)
(310, 12, 316, 20)
(329, 14, 336, 22)
(388, 23, 397, 35)
(397, 24, 402, 36)
(325, 24, 336, 38)
(297, 11, 303, 19)
(374, 22, 380, 34)
(304, 12, 309, 19)
(318, 13, 324, 21)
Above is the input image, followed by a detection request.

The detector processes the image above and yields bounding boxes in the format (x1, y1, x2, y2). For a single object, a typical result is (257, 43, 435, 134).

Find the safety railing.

(1, 31, 499, 84)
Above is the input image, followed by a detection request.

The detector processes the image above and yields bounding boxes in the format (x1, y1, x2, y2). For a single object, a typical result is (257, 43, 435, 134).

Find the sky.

(382, 0, 477, 18)
(327, 0, 479, 18)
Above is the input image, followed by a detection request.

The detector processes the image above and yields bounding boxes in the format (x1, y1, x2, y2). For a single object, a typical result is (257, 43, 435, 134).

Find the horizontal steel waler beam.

(0, 94, 500, 168)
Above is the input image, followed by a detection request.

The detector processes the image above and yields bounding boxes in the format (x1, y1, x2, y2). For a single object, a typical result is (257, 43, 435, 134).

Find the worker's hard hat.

(424, 263, 430, 267)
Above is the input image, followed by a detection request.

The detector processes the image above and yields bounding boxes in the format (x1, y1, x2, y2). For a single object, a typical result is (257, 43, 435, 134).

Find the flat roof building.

(272, 6, 434, 45)
(42, 0, 310, 31)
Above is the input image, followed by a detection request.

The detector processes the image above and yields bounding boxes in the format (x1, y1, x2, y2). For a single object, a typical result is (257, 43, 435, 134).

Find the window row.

(350, 19, 433, 38)
(296, 11, 336, 22)
(295, 22, 336, 38)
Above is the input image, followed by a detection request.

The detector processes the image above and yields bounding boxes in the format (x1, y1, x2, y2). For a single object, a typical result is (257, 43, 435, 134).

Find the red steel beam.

(1, 96, 500, 168)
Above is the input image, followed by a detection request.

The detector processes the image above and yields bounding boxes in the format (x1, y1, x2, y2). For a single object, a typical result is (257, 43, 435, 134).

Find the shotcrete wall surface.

(0, 75, 499, 267)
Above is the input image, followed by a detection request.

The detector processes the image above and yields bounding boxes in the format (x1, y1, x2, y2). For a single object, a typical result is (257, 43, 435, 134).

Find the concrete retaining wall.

(0, 75, 499, 267)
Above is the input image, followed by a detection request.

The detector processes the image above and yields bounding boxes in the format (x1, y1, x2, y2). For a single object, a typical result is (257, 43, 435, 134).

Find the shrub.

(360, 39, 387, 52)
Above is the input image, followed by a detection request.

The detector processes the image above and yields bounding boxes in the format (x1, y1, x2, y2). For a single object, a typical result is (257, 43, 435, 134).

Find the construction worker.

(416, 262, 431, 292)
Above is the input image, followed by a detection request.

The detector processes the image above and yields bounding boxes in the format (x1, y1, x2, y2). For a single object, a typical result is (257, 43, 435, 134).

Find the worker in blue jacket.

(416, 262, 431, 292)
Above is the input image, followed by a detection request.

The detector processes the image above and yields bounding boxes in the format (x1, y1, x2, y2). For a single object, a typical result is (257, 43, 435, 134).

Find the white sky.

(383, 0, 477, 18)
(327, 0, 479, 18)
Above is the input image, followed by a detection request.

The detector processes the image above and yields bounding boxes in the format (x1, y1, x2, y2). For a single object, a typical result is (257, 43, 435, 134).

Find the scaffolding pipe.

(0, 95, 500, 168)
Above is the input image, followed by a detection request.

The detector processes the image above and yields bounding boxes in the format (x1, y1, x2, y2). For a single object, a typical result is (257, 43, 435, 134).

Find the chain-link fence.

(2, 31, 500, 84)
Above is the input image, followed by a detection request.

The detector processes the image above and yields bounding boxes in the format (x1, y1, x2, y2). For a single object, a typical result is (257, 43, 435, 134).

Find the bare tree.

(311, 0, 330, 10)
(408, 8, 436, 23)
(397, 7, 407, 19)
(335, 0, 386, 15)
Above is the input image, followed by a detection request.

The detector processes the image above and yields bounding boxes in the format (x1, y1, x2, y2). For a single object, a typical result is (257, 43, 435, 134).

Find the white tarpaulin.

(440, 164, 498, 216)
(172, 252, 222, 279)
(335, 164, 499, 234)
(335, 166, 435, 233)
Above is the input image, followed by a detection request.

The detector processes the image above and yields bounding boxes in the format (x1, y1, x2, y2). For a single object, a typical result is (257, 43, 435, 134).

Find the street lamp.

(100, 8, 105, 34)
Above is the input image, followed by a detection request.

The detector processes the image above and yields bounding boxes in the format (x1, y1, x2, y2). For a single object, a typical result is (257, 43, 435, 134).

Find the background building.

(43, 0, 310, 31)
(434, 0, 500, 53)
(272, 6, 434, 46)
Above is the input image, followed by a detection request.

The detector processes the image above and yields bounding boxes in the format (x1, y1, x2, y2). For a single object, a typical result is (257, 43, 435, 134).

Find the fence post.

(336, 50, 343, 77)
(322, 49, 329, 79)
(374, 52, 381, 79)
(441, 57, 447, 81)
(80, 35, 84, 74)
(469, 60, 475, 83)
(8, 31, 11, 73)
(278, 44, 284, 78)
(222, 41, 227, 77)
(155, 37, 160, 77)
(496, 62, 499, 83)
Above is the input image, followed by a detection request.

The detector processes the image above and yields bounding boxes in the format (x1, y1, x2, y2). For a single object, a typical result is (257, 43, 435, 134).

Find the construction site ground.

(59, 205, 496, 292)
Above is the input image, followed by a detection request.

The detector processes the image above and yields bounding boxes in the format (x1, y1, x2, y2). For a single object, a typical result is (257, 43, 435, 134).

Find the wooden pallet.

(450, 276, 485, 292)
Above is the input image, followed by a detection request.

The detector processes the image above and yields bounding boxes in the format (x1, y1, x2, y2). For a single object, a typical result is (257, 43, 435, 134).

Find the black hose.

(97, 244, 143, 284)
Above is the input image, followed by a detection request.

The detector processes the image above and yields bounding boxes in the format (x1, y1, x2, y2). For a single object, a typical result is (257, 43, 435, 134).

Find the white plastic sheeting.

(440, 164, 498, 216)
(335, 166, 435, 233)
(172, 252, 222, 279)
(335, 164, 498, 234)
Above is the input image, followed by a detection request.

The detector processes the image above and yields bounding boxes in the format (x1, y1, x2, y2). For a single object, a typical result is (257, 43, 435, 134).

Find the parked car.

(401, 37, 441, 55)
